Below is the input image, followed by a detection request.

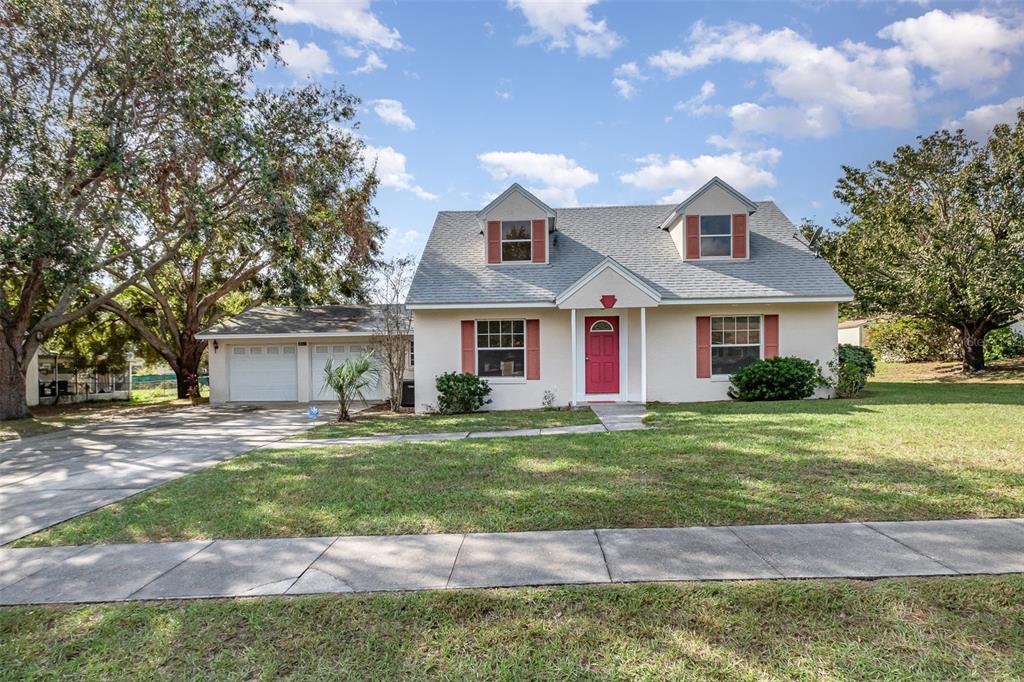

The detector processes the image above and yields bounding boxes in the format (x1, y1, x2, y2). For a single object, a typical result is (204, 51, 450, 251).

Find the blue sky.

(261, 1, 1024, 261)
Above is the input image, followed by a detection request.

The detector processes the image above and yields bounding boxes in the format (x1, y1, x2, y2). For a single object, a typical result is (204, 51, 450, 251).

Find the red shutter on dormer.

(696, 316, 711, 378)
(732, 213, 747, 259)
(487, 221, 501, 264)
(531, 219, 546, 263)
(461, 320, 476, 373)
(685, 215, 700, 259)
(764, 315, 779, 359)
(526, 319, 540, 379)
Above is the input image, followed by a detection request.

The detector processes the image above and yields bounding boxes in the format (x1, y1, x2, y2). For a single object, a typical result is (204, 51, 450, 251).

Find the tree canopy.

(823, 114, 1024, 371)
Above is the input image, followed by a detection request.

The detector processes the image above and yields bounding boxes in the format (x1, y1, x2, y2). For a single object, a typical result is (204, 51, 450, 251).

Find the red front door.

(585, 316, 619, 394)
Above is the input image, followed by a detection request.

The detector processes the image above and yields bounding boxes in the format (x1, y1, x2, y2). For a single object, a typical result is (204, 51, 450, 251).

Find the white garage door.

(310, 343, 384, 402)
(229, 345, 298, 401)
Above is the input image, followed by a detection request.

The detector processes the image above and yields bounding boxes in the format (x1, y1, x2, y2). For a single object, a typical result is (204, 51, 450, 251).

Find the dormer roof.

(476, 183, 555, 220)
(658, 176, 759, 230)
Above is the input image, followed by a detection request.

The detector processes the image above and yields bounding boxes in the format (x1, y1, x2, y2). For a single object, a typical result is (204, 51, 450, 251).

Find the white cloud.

(353, 52, 386, 75)
(338, 45, 362, 59)
(362, 145, 437, 200)
(496, 90, 513, 101)
(279, 39, 332, 78)
(946, 96, 1024, 139)
(729, 102, 840, 138)
(508, 0, 622, 57)
(372, 99, 415, 130)
(673, 80, 716, 116)
(478, 151, 599, 206)
(275, 0, 402, 50)
(612, 61, 646, 99)
(648, 21, 916, 131)
(619, 149, 781, 203)
(879, 10, 1024, 91)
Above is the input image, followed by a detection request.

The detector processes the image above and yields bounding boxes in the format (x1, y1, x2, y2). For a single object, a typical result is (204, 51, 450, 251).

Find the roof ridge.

(440, 200, 776, 214)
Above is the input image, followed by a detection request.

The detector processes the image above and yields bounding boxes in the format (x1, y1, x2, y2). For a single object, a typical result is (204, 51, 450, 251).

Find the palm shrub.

(728, 356, 825, 401)
(322, 355, 380, 422)
(435, 372, 492, 414)
(829, 344, 876, 398)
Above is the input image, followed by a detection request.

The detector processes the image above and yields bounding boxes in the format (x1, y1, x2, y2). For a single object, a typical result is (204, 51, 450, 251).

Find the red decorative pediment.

(600, 294, 617, 309)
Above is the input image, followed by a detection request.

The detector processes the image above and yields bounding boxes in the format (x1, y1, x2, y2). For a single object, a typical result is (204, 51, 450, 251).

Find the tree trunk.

(172, 340, 206, 399)
(960, 327, 987, 372)
(0, 342, 30, 421)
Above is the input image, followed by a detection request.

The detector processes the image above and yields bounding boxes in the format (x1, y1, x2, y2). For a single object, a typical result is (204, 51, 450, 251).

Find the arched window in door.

(589, 320, 614, 332)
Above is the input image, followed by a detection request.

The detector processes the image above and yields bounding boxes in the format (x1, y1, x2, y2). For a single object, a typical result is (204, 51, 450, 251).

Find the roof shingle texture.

(407, 202, 853, 305)
(198, 305, 406, 337)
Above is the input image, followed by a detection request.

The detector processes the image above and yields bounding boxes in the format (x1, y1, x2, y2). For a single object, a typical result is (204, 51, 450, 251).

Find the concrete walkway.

(275, 403, 648, 449)
(0, 406, 319, 544)
(1, 518, 1021, 605)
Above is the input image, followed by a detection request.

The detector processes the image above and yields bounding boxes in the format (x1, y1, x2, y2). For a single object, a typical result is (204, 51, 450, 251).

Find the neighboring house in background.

(838, 318, 874, 346)
(198, 305, 412, 403)
(1012, 318, 1024, 336)
(406, 178, 853, 412)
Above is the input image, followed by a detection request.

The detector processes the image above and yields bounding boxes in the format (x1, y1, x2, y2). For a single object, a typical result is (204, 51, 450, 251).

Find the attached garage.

(229, 344, 298, 402)
(198, 305, 412, 405)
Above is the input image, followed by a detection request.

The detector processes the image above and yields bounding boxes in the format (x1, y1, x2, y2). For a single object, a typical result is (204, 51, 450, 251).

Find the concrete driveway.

(0, 405, 319, 545)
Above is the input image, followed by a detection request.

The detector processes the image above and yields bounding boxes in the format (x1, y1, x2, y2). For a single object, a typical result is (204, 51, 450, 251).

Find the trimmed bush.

(830, 344, 876, 398)
(728, 356, 824, 401)
(435, 372, 492, 414)
(984, 327, 1024, 362)
(866, 316, 959, 362)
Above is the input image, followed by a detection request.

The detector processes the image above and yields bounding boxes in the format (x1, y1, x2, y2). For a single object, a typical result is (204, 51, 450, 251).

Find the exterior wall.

(25, 350, 40, 407)
(482, 191, 548, 222)
(413, 308, 572, 412)
(837, 325, 865, 346)
(646, 302, 839, 403)
(207, 336, 411, 404)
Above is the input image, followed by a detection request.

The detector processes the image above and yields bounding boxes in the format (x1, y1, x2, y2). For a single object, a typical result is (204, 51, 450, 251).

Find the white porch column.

(640, 307, 647, 404)
(570, 309, 578, 406)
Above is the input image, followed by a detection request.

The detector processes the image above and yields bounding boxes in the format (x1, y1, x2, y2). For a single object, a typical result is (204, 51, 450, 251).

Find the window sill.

(482, 376, 527, 385)
(710, 375, 733, 382)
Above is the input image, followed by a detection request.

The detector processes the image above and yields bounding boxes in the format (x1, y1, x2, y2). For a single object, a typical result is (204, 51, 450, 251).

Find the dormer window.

(501, 221, 532, 261)
(700, 215, 732, 257)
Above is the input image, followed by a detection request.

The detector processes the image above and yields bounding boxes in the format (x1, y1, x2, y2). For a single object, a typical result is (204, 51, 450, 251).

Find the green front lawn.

(16, 366, 1024, 547)
(2, 576, 1023, 679)
(301, 407, 599, 439)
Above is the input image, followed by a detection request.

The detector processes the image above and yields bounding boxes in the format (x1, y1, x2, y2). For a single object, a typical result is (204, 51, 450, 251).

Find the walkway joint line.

(863, 522, 962, 575)
(445, 534, 468, 589)
(593, 529, 614, 583)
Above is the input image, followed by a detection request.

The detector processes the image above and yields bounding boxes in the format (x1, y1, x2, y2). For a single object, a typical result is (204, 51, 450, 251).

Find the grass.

(0, 388, 197, 442)
(2, 576, 1023, 680)
(16, 363, 1024, 547)
(301, 406, 600, 439)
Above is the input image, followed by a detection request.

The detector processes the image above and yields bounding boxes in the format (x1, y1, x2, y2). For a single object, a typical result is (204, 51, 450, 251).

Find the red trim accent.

(585, 316, 619, 394)
(531, 219, 546, 263)
(526, 319, 540, 380)
(732, 213, 747, 259)
(685, 215, 700, 259)
(764, 314, 779, 359)
(600, 294, 617, 309)
(461, 320, 476, 373)
(487, 221, 501, 264)
(696, 316, 711, 378)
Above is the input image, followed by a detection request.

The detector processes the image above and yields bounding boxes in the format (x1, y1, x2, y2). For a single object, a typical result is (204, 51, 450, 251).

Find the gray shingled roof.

(197, 305, 407, 338)
(407, 201, 853, 305)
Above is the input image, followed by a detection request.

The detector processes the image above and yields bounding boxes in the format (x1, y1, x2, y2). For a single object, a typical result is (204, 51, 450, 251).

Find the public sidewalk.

(2, 518, 1022, 605)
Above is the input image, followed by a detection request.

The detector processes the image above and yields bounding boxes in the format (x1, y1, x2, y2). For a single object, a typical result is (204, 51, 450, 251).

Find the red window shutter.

(685, 215, 700, 259)
(732, 213, 748, 259)
(764, 314, 779, 359)
(461, 320, 476, 373)
(696, 316, 711, 378)
(531, 219, 546, 263)
(487, 221, 501, 264)
(526, 319, 540, 380)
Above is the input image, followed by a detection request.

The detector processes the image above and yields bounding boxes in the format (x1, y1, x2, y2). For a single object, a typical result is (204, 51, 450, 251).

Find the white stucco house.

(406, 178, 853, 411)
(199, 177, 853, 409)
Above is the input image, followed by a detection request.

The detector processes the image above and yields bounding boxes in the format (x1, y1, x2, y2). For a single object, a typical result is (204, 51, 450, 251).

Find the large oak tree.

(0, 0, 275, 419)
(826, 115, 1024, 371)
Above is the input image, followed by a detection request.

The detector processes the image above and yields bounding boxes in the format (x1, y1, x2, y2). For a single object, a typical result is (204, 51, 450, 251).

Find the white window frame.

(499, 220, 532, 263)
(710, 315, 763, 378)
(699, 214, 733, 259)
(476, 318, 526, 382)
